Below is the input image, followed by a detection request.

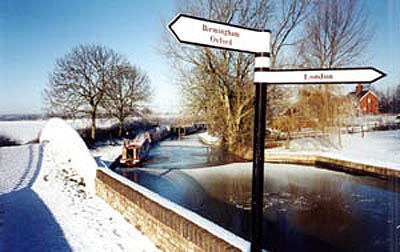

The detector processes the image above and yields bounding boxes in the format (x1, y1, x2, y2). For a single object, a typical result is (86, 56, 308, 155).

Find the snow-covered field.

(338, 130, 400, 167)
(0, 118, 120, 144)
(0, 119, 159, 252)
(0, 120, 46, 144)
(268, 129, 400, 170)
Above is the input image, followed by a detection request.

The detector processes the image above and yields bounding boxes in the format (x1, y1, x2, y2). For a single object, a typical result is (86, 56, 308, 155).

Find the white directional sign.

(168, 14, 270, 54)
(254, 67, 386, 84)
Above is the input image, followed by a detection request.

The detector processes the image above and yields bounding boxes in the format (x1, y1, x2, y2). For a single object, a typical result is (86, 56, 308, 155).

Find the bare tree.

(294, 0, 372, 145)
(298, 0, 371, 68)
(163, 0, 311, 155)
(270, 0, 312, 68)
(102, 64, 151, 138)
(43, 44, 124, 143)
(379, 84, 400, 113)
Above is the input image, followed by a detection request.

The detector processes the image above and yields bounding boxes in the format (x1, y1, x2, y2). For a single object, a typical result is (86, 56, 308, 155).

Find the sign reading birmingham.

(168, 14, 270, 54)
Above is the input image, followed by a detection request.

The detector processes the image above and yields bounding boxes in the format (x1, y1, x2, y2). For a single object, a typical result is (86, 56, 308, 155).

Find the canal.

(115, 134, 400, 251)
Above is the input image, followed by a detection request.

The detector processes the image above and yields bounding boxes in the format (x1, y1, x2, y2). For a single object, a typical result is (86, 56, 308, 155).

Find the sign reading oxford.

(168, 14, 271, 54)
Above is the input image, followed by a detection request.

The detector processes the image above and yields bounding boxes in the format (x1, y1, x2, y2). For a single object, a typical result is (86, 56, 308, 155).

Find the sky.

(0, 0, 176, 115)
(0, 0, 399, 115)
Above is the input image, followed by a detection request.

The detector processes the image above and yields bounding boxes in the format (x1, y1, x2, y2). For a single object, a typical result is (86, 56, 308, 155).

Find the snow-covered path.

(0, 143, 159, 252)
(0, 144, 71, 251)
(0, 145, 43, 194)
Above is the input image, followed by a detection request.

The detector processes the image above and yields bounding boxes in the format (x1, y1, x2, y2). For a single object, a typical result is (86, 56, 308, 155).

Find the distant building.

(349, 84, 379, 115)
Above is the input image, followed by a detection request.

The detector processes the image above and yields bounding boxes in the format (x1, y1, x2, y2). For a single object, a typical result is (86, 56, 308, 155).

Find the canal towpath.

(0, 121, 159, 251)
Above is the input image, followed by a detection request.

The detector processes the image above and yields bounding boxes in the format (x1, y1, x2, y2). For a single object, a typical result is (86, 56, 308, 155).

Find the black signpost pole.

(251, 52, 270, 252)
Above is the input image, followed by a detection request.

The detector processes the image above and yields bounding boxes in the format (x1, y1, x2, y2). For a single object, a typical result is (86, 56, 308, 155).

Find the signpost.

(168, 13, 386, 252)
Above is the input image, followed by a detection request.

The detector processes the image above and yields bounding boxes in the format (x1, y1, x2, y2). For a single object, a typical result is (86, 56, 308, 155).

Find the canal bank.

(265, 130, 400, 180)
(265, 152, 400, 179)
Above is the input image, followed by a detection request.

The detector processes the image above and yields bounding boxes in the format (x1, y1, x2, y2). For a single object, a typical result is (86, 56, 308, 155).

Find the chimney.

(356, 84, 363, 95)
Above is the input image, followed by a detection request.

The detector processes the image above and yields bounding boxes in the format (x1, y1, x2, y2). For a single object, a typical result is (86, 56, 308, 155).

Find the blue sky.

(0, 0, 399, 115)
(0, 0, 176, 114)
(365, 0, 400, 91)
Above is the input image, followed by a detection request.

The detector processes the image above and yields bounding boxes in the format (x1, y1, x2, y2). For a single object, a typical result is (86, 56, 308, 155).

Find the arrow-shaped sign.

(168, 14, 270, 54)
(254, 67, 386, 84)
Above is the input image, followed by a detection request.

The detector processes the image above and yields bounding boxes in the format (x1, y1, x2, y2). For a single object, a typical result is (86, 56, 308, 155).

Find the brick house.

(349, 84, 379, 115)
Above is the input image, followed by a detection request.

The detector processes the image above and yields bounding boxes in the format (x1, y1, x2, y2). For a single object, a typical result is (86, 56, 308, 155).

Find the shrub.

(0, 135, 19, 147)
(77, 120, 155, 148)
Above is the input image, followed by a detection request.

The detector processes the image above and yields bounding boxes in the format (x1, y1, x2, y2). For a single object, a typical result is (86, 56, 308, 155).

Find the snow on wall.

(39, 118, 97, 194)
(99, 166, 251, 251)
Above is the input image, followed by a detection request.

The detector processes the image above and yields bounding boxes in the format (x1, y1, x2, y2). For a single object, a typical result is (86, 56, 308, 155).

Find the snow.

(91, 144, 123, 165)
(39, 118, 97, 194)
(198, 132, 220, 145)
(31, 148, 159, 252)
(0, 120, 46, 144)
(339, 130, 400, 167)
(0, 118, 121, 144)
(267, 130, 400, 170)
(0, 118, 159, 252)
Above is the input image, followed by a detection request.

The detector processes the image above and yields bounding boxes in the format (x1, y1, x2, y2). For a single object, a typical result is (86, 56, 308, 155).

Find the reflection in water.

(116, 136, 400, 251)
(144, 144, 246, 169)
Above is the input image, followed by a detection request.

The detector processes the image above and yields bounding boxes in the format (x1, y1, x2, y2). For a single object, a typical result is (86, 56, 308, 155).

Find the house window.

(368, 97, 371, 104)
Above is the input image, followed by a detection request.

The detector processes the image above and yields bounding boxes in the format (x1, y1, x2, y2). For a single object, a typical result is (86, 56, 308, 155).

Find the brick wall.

(96, 169, 244, 252)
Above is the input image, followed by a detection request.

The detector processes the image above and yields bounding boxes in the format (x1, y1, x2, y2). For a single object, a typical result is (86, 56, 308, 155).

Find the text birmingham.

(202, 24, 240, 46)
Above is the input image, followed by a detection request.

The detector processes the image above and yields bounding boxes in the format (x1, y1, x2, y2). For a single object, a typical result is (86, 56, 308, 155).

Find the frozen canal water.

(115, 134, 400, 251)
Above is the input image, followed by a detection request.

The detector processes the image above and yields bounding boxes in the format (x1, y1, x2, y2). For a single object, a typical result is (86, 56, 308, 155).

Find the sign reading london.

(254, 67, 386, 84)
(168, 14, 270, 54)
